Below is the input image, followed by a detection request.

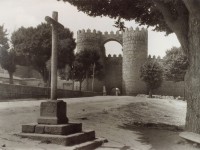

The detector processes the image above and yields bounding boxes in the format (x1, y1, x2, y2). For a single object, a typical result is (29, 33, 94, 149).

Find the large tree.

(11, 23, 76, 84)
(0, 25, 16, 84)
(59, 0, 200, 133)
(163, 47, 189, 82)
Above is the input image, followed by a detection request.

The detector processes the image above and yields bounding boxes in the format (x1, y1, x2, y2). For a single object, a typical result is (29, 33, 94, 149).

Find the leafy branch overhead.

(113, 17, 126, 31)
(59, 0, 182, 33)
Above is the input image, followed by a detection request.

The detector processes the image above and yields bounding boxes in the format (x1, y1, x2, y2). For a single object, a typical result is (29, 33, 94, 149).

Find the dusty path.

(0, 96, 199, 150)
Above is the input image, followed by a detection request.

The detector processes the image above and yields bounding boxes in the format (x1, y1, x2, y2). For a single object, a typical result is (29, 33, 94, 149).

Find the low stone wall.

(0, 83, 102, 99)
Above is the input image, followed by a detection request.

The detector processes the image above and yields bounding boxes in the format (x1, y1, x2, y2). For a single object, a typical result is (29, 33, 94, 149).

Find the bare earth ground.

(0, 96, 199, 150)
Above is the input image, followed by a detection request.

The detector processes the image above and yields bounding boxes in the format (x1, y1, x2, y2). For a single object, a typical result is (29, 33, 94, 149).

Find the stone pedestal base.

(18, 100, 107, 149)
(37, 100, 68, 125)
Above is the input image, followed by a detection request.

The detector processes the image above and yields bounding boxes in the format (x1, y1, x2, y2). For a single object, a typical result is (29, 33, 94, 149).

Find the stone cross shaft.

(45, 11, 64, 100)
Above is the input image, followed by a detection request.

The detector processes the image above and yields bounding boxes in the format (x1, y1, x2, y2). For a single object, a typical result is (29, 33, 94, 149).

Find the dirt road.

(0, 96, 199, 150)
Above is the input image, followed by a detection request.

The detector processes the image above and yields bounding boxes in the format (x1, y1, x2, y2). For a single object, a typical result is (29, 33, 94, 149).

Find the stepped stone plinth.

(17, 100, 107, 149)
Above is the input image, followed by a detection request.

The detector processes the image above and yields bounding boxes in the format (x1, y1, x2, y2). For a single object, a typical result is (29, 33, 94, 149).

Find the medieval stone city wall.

(76, 27, 184, 97)
(76, 29, 123, 92)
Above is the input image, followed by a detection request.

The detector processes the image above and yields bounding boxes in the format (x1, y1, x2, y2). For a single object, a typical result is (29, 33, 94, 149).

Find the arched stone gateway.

(76, 27, 148, 95)
(101, 31, 123, 45)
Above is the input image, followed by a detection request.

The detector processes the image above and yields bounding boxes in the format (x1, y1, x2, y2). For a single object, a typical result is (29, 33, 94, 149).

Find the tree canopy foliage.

(11, 23, 76, 83)
(71, 49, 103, 91)
(140, 60, 163, 98)
(163, 47, 189, 82)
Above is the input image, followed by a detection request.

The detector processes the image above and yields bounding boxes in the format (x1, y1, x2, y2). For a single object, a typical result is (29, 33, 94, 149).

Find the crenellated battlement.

(123, 27, 148, 42)
(77, 29, 102, 50)
(77, 29, 102, 35)
(106, 54, 122, 66)
(102, 30, 122, 36)
(106, 54, 123, 58)
(77, 29, 123, 37)
(124, 27, 147, 33)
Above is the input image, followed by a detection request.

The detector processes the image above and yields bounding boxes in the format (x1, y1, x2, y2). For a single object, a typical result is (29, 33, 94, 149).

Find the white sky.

(0, 0, 180, 57)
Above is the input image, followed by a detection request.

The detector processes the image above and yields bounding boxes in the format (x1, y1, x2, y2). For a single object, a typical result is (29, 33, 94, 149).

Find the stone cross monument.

(37, 11, 68, 124)
(18, 12, 105, 148)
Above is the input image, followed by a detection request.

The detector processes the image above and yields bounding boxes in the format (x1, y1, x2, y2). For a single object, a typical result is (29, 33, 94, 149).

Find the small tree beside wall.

(140, 60, 163, 98)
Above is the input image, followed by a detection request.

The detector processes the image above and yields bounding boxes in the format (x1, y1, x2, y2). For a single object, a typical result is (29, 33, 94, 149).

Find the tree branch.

(153, 0, 189, 55)
(173, 1, 189, 55)
(153, 0, 175, 24)
(182, 0, 200, 14)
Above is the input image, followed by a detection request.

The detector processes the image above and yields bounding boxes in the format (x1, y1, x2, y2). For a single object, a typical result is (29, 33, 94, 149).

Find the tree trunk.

(79, 81, 82, 91)
(86, 71, 89, 91)
(8, 72, 13, 84)
(48, 70, 51, 87)
(148, 89, 153, 98)
(92, 63, 95, 92)
(72, 80, 74, 91)
(40, 68, 49, 87)
(185, 15, 200, 133)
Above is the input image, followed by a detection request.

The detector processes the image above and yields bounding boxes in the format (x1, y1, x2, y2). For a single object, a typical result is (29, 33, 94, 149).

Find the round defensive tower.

(77, 29, 103, 55)
(122, 27, 148, 95)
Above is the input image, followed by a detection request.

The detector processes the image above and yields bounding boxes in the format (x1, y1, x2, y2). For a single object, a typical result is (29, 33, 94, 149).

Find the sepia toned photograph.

(0, 0, 200, 149)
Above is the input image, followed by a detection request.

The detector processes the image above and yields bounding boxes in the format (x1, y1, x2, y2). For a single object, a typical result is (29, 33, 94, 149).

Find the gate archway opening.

(104, 40, 123, 95)
(104, 41, 123, 56)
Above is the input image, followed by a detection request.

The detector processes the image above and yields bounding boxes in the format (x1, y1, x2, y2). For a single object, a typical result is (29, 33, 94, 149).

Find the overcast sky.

(0, 0, 180, 57)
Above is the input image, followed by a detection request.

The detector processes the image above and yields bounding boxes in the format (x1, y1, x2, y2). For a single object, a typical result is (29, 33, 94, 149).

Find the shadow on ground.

(119, 122, 200, 150)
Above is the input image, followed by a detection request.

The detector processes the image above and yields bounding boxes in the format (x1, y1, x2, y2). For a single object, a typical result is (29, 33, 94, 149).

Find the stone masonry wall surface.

(122, 27, 148, 95)
(105, 55, 122, 94)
